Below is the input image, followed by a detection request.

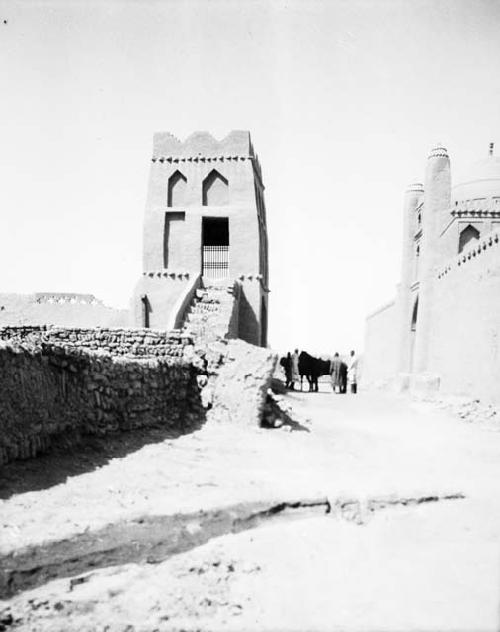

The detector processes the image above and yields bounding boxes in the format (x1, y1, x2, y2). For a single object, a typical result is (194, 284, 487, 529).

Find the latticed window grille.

(202, 246, 229, 280)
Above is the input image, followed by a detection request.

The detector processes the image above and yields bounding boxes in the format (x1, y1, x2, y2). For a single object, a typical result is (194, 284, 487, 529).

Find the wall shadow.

(0, 409, 206, 501)
(238, 291, 260, 345)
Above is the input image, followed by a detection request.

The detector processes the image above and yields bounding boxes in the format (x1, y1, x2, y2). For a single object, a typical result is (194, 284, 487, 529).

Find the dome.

(452, 153, 500, 202)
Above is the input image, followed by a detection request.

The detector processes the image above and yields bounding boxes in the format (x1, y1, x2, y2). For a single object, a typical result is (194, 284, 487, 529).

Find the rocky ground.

(2, 386, 500, 631)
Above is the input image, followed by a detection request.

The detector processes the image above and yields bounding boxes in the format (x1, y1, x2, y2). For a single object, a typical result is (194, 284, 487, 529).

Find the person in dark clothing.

(339, 360, 348, 394)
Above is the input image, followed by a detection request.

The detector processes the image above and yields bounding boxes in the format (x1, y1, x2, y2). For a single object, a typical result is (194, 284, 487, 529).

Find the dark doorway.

(411, 297, 418, 332)
(202, 217, 229, 280)
(141, 295, 151, 328)
(260, 297, 268, 347)
(409, 295, 418, 372)
(202, 217, 229, 246)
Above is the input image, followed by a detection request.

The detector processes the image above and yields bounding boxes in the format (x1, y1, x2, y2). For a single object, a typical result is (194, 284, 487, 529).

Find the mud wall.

(207, 340, 277, 426)
(362, 300, 398, 387)
(430, 240, 500, 404)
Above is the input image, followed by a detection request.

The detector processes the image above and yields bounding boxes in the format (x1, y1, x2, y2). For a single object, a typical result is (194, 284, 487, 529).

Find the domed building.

(451, 150, 500, 253)
(363, 143, 500, 404)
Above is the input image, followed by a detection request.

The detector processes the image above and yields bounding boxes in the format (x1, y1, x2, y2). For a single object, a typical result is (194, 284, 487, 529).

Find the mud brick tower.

(132, 131, 269, 346)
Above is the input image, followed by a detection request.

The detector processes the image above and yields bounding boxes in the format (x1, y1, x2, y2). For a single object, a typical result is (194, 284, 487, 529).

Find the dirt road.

(2, 389, 500, 631)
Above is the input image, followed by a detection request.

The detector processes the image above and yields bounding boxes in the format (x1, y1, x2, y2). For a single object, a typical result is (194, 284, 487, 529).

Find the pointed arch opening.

(141, 294, 151, 328)
(411, 296, 418, 332)
(202, 170, 229, 206)
(167, 170, 187, 207)
(458, 224, 480, 253)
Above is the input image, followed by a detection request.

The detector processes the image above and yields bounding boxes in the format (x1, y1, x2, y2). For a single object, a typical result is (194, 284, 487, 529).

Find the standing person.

(330, 353, 342, 393)
(291, 348, 300, 391)
(339, 358, 348, 394)
(348, 350, 359, 394)
(284, 352, 292, 389)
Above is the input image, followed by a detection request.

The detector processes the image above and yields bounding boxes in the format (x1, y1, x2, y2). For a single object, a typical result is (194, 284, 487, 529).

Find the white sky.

(1, 0, 499, 355)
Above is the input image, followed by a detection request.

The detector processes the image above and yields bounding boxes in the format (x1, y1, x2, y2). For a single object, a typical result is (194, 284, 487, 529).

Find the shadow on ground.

(0, 420, 204, 501)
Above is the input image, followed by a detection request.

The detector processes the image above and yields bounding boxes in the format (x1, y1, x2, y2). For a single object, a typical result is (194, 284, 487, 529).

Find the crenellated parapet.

(152, 130, 254, 160)
(34, 293, 103, 306)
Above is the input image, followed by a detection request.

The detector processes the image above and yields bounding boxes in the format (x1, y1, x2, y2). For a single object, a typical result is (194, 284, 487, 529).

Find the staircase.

(182, 283, 238, 342)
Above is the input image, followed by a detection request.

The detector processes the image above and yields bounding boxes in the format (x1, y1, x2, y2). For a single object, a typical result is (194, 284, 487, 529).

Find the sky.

(1, 0, 500, 355)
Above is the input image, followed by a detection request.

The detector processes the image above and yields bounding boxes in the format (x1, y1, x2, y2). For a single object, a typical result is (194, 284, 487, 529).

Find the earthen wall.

(429, 233, 500, 404)
(362, 301, 399, 387)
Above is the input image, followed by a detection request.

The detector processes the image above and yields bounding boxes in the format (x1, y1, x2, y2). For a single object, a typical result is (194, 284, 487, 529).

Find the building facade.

(132, 130, 269, 346)
(364, 143, 500, 404)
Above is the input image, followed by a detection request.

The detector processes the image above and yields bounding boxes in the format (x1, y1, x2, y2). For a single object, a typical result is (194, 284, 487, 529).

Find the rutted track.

(0, 492, 464, 599)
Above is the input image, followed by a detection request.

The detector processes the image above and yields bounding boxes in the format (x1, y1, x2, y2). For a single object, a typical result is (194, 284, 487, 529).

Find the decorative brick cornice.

(236, 273, 269, 292)
(143, 270, 191, 279)
(450, 209, 500, 219)
(152, 155, 251, 164)
(237, 273, 263, 282)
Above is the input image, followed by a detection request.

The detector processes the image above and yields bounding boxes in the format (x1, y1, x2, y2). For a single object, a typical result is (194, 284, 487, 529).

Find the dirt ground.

(2, 386, 500, 631)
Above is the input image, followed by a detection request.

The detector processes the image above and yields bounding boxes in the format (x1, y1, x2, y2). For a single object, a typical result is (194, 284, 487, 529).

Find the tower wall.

(412, 146, 451, 374)
(396, 183, 424, 374)
(132, 131, 269, 345)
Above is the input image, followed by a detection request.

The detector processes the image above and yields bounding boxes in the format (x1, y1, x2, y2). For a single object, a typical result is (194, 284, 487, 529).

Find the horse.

(298, 351, 331, 392)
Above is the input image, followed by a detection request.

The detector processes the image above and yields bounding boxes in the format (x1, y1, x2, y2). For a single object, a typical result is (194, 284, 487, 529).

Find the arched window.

(458, 224, 480, 253)
(411, 297, 418, 332)
(202, 170, 229, 206)
(167, 171, 187, 207)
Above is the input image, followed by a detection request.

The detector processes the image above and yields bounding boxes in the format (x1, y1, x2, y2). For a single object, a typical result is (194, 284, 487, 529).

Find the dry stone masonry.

(0, 280, 277, 466)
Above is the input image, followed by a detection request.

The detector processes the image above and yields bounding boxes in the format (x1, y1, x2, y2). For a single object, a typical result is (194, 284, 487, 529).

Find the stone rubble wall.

(0, 326, 192, 358)
(0, 340, 203, 466)
(0, 287, 278, 465)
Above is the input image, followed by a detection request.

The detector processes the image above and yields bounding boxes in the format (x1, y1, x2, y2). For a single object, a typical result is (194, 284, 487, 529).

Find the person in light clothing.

(347, 350, 358, 394)
(291, 349, 300, 390)
(330, 353, 342, 393)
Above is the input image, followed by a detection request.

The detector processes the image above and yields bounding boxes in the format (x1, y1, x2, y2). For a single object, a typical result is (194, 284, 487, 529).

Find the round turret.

(406, 182, 424, 193)
(428, 145, 449, 159)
